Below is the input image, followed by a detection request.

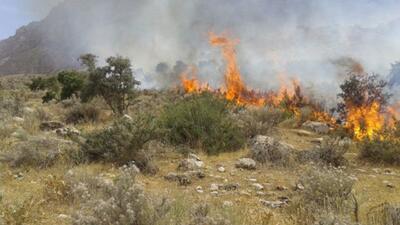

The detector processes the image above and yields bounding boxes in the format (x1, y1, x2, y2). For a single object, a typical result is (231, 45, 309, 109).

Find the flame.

(345, 101, 385, 140)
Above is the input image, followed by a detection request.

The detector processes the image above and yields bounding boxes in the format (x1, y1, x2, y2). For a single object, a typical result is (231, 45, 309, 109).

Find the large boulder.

(177, 154, 204, 171)
(250, 135, 294, 166)
(302, 121, 329, 134)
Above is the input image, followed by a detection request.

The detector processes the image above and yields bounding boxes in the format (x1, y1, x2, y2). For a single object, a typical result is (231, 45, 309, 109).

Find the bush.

(367, 203, 400, 225)
(300, 167, 354, 211)
(298, 138, 349, 167)
(66, 103, 101, 124)
(359, 138, 400, 165)
(161, 92, 245, 155)
(72, 165, 170, 225)
(57, 70, 86, 100)
(234, 107, 286, 138)
(0, 198, 39, 225)
(0, 137, 63, 169)
(189, 203, 231, 225)
(82, 115, 159, 173)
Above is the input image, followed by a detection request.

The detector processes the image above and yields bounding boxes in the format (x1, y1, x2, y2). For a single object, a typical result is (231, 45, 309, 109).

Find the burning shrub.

(161, 92, 245, 155)
(336, 73, 391, 140)
(359, 138, 400, 165)
(80, 54, 141, 115)
(81, 114, 159, 173)
(72, 165, 170, 225)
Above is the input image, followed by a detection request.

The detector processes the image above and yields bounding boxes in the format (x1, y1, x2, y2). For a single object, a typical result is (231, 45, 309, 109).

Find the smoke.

(32, 0, 400, 100)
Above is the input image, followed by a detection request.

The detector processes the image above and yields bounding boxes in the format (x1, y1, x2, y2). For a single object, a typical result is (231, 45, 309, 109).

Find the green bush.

(81, 115, 159, 173)
(66, 103, 101, 124)
(161, 92, 245, 155)
(57, 70, 86, 100)
(359, 138, 400, 165)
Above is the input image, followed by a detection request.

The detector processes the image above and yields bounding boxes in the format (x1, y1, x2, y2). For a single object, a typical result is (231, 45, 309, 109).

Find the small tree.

(57, 71, 85, 100)
(80, 55, 140, 115)
(336, 73, 390, 120)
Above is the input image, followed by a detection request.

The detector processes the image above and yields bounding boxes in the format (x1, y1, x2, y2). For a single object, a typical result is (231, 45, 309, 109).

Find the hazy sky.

(0, 0, 60, 40)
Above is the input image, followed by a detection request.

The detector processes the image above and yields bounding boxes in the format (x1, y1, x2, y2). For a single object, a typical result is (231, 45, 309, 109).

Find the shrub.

(188, 203, 231, 225)
(72, 165, 170, 225)
(234, 107, 286, 138)
(161, 92, 245, 155)
(250, 135, 294, 167)
(81, 114, 159, 173)
(66, 103, 101, 124)
(57, 70, 86, 100)
(300, 167, 354, 211)
(367, 203, 400, 225)
(0, 137, 68, 169)
(359, 138, 400, 165)
(298, 138, 349, 167)
(0, 197, 39, 225)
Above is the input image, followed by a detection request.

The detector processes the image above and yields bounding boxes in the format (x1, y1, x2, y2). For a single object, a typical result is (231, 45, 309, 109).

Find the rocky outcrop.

(250, 135, 294, 166)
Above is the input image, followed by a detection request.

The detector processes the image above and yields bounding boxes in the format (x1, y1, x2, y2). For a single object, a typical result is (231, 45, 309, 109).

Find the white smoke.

(32, 0, 400, 101)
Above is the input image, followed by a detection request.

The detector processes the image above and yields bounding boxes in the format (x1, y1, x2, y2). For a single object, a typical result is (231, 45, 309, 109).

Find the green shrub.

(66, 103, 101, 124)
(359, 138, 400, 165)
(81, 115, 159, 173)
(57, 70, 86, 100)
(161, 92, 245, 155)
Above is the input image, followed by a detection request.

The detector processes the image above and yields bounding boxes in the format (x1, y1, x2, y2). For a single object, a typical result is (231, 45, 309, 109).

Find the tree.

(81, 55, 140, 115)
(79, 53, 97, 72)
(57, 70, 85, 100)
(28, 76, 61, 103)
(336, 73, 391, 120)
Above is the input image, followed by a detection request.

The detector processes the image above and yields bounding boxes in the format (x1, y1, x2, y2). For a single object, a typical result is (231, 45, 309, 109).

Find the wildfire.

(345, 102, 385, 140)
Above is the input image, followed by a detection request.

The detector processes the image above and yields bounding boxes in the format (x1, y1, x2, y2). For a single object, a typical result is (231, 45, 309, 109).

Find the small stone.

(252, 183, 264, 191)
(210, 191, 219, 196)
(276, 185, 288, 191)
(256, 191, 266, 196)
(57, 214, 70, 219)
(259, 199, 286, 208)
(164, 172, 178, 182)
(372, 168, 380, 174)
(222, 183, 240, 191)
(295, 183, 304, 191)
(384, 169, 393, 174)
(210, 183, 219, 191)
(248, 178, 257, 182)
(239, 191, 251, 197)
(177, 175, 191, 186)
(196, 186, 204, 193)
(13, 117, 24, 123)
(222, 201, 233, 208)
(217, 166, 226, 173)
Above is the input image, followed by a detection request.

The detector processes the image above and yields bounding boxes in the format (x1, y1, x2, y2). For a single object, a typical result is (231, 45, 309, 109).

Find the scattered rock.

(217, 166, 226, 173)
(276, 185, 288, 191)
(239, 191, 251, 197)
(12, 117, 24, 123)
(196, 186, 204, 193)
(164, 172, 179, 182)
(177, 174, 191, 186)
(235, 158, 256, 170)
(13, 172, 24, 180)
(256, 191, 266, 196)
(222, 201, 233, 208)
(210, 191, 219, 196)
(178, 158, 204, 171)
(222, 183, 240, 191)
(302, 121, 329, 134)
(210, 183, 219, 191)
(293, 129, 314, 136)
(56, 127, 80, 137)
(40, 121, 65, 131)
(311, 138, 324, 144)
(57, 214, 71, 220)
(122, 114, 133, 121)
(248, 178, 257, 182)
(383, 181, 395, 188)
(259, 199, 287, 208)
(295, 183, 304, 191)
(252, 183, 264, 191)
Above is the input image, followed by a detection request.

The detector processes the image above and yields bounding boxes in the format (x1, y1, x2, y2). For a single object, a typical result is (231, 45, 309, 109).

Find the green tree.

(57, 70, 85, 100)
(81, 55, 140, 115)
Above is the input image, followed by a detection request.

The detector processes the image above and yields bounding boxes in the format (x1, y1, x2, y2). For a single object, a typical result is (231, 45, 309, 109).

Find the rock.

(252, 183, 264, 191)
(311, 138, 324, 144)
(56, 127, 80, 137)
(57, 214, 71, 220)
(122, 114, 133, 121)
(210, 191, 219, 196)
(235, 158, 256, 170)
(386, 183, 395, 188)
(276, 185, 288, 191)
(250, 135, 294, 165)
(222, 201, 233, 208)
(384, 169, 393, 174)
(178, 158, 204, 171)
(188, 153, 201, 161)
(302, 121, 329, 134)
(196, 186, 204, 193)
(372, 168, 381, 174)
(40, 121, 65, 131)
(164, 172, 179, 182)
(256, 191, 266, 196)
(259, 199, 287, 208)
(239, 191, 251, 197)
(177, 174, 191, 186)
(293, 129, 313, 136)
(248, 178, 257, 182)
(210, 183, 219, 191)
(12, 117, 24, 123)
(185, 171, 206, 179)
(217, 166, 226, 173)
(295, 183, 304, 191)
(222, 183, 240, 191)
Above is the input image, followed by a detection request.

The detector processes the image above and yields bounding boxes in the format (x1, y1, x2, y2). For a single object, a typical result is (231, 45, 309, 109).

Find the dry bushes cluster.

(289, 167, 356, 225)
(359, 138, 400, 165)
